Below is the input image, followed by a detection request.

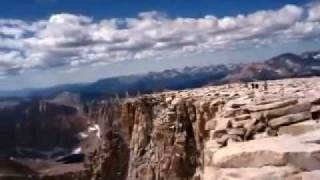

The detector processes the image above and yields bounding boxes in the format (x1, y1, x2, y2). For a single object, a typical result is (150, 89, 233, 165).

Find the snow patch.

(314, 54, 320, 59)
(275, 69, 284, 74)
(72, 147, 82, 154)
(78, 123, 101, 139)
(88, 124, 101, 138)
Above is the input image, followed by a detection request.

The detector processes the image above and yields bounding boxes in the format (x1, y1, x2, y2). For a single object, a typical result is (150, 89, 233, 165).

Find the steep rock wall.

(86, 94, 211, 180)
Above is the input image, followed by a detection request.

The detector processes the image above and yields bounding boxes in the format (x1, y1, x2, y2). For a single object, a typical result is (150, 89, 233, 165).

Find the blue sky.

(0, 0, 309, 20)
(0, 0, 319, 90)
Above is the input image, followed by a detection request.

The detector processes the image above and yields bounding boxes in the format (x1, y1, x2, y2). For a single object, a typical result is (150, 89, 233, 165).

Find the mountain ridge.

(1, 50, 320, 100)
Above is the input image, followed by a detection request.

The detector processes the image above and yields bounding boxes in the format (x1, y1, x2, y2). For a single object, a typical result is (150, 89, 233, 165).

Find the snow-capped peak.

(314, 54, 320, 60)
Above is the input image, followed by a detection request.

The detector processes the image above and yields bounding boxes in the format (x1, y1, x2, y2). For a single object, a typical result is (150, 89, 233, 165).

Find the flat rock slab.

(268, 112, 311, 128)
(286, 170, 320, 180)
(204, 166, 298, 180)
(264, 103, 312, 120)
(247, 99, 298, 112)
(214, 118, 231, 131)
(278, 120, 320, 136)
(209, 130, 320, 170)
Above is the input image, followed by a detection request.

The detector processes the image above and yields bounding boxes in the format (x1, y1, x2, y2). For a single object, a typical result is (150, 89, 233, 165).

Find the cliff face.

(85, 77, 320, 180)
(86, 95, 205, 180)
(123, 97, 203, 180)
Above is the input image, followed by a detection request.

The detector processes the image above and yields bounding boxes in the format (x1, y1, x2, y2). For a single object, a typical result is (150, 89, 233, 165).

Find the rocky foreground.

(5, 77, 320, 179)
(81, 77, 320, 180)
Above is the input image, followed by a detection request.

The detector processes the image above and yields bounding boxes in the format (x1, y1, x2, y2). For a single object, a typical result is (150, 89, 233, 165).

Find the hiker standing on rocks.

(251, 83, 255, 89)
(263, 81, 268, 91)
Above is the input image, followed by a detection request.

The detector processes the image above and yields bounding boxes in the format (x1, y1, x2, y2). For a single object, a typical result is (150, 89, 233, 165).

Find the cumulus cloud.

(0, 3, 320, 75)
(308, 2, 320, 21)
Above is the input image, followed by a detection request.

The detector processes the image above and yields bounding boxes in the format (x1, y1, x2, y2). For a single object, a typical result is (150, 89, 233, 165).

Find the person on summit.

(263, 81, 268, 91)
(251, 83, 255, 89)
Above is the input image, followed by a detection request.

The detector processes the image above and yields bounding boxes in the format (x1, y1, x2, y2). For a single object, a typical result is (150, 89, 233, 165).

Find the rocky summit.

(80, 77, 320, 180)
(3, 77, 320, 179)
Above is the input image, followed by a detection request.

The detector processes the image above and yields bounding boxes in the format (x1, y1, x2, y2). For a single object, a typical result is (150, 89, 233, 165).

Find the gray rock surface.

(83, 77, 320, 180)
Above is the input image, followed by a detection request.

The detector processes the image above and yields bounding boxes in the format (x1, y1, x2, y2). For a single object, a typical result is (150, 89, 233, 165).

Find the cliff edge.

(85, 77, 320, 180)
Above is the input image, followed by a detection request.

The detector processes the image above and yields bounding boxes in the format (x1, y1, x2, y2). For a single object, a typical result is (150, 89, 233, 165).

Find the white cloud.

(308, 2, 320, 21)
(0, 3, 319, 75)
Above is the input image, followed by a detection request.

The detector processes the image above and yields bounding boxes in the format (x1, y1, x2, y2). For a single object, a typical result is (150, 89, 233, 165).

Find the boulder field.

(81, 77, 320, 180)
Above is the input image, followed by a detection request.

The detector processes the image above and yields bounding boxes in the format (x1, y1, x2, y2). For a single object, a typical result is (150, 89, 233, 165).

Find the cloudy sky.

(0, 0, 319, 90)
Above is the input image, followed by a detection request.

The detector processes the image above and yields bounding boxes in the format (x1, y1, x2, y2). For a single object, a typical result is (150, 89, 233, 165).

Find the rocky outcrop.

(84, 77, 320, 180)
(86, 97, 203, 180)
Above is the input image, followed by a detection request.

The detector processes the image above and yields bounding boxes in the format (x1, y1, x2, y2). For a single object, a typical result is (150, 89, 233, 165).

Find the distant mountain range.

(1, 50, 320, 101)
